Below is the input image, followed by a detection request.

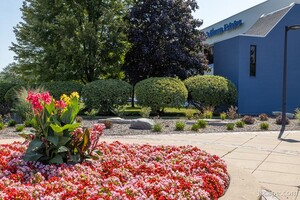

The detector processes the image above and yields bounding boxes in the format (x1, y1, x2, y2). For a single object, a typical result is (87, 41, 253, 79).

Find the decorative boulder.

(130, 118, 155, 130)
(98, 117, 132, 124)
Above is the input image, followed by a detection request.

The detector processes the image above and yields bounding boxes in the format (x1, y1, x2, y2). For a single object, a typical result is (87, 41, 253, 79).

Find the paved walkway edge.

(220, 163, 262, 200)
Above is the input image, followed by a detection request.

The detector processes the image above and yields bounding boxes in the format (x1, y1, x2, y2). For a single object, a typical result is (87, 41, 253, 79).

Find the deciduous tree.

(123, 0, 208, 86)
(10, 0, 131, 83)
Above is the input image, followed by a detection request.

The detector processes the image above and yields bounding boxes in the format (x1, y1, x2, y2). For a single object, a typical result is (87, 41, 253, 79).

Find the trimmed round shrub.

(184, 75, 237, 107)
(0, 83, 16, 103)
(41, 81, 83, 99)
(81, 79, 131, 114)
(135, 77, 188, 112)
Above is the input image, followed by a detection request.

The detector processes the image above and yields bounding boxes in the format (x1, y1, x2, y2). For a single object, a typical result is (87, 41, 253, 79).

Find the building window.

(250, 45, 256, 76)
(204, 46, 214, 65)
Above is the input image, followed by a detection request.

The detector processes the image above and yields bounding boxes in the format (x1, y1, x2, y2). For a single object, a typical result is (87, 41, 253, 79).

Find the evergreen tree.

(123, 0, 208, 86)
(10, 0, 131, 83)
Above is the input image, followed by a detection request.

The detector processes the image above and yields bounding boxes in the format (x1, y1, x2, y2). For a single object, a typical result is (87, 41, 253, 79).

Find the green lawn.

(123, 106, 198, 118)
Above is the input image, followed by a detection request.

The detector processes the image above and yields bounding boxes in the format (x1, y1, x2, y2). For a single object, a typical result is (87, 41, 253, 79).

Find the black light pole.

(281, 25, 300, 130)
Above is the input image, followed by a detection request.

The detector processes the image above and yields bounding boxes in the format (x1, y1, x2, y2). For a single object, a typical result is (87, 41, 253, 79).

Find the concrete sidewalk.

(99, 131, 300, 200)
(1, 131, 300, 199)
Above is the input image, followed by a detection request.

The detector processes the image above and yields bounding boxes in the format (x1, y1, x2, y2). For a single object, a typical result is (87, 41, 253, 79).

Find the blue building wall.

(214, 37, 240, 89)
(214, 4, 300, 114)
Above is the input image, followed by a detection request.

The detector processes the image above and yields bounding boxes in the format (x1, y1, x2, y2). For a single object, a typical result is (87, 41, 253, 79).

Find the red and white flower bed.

(0, 141, 229, 199)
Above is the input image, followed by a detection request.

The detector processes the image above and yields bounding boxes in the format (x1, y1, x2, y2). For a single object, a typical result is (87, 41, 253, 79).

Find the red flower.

(55, 100, 66, 110)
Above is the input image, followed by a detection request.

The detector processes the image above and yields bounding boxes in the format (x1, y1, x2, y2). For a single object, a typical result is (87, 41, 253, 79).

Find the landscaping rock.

(272, 111, 294, 119)
(130, 118, 154, 130)
(98, 117, 132, 124)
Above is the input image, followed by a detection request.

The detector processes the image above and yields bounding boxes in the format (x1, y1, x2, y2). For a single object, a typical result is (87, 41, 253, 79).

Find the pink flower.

(0, 142, 229, 199)
(92, 123, 105, 133)
(27, 91, 53, 114)
(40, 92, 52, 105)
(89, 124, 105, 152)
(71, 128, 84, 143)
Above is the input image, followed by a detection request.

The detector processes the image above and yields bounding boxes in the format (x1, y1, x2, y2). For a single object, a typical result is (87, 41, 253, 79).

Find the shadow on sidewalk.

(279, 138, 300, 143)
(278, 125, 300, 143)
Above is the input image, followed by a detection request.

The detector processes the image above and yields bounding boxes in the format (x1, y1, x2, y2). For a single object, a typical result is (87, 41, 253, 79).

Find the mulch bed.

(1, 117, 299, 139)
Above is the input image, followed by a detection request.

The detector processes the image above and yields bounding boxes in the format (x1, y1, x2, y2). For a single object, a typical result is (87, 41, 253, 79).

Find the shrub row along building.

(202, 0, 300, 114)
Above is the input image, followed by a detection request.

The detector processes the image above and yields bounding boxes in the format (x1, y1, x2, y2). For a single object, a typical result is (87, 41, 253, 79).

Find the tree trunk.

(131, 84, 135, 108)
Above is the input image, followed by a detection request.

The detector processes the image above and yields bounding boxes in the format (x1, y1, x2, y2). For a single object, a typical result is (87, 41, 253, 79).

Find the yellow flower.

(70, 92, 79, 99)
(60, 94, 71, 106)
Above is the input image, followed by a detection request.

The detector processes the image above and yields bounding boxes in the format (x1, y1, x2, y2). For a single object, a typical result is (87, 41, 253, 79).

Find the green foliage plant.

(20, 91, 105, 164)
(153, 123, 162, 132)
(110, 105, 126, 117)
(82, 79, 131, 114)
(135, 77, 188, 112)
(184, 75, 237, 107)
(197, 119, 207, 129)
(226, 123, 234, 130)
(16, 124, 25, 132)
(295, 109, 300, 123)
(84, 109, 98, 119)
(175, 121, 185, 131)
(24, 119, 33, 127)
(260, 122, 269, 130)
(0, 122, 4, 130)
(140, 107, 152, 118)
(220, 112, 226, 120)
(8, 120, 17, 127)
(235, 120, 245, 128)
(185, 110, 194, 120)
(191, 123, 200, 132)
(203, 111, 213, 119)
(203, 106, 214, 119)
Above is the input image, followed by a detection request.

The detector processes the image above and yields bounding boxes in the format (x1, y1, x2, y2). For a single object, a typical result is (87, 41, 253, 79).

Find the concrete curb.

(220, 163, 262, 200)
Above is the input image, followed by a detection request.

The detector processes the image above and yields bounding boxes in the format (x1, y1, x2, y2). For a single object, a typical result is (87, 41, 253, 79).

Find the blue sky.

(0, 0, 266, 72)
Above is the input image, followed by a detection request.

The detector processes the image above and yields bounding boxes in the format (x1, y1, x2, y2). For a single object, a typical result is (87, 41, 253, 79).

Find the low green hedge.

(184, 75, 237, 107)
(81, 79, 131, 114)
(41, 81, 83, 99)
(0, 83, 16, 103)
(135, 77, 188, 112)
